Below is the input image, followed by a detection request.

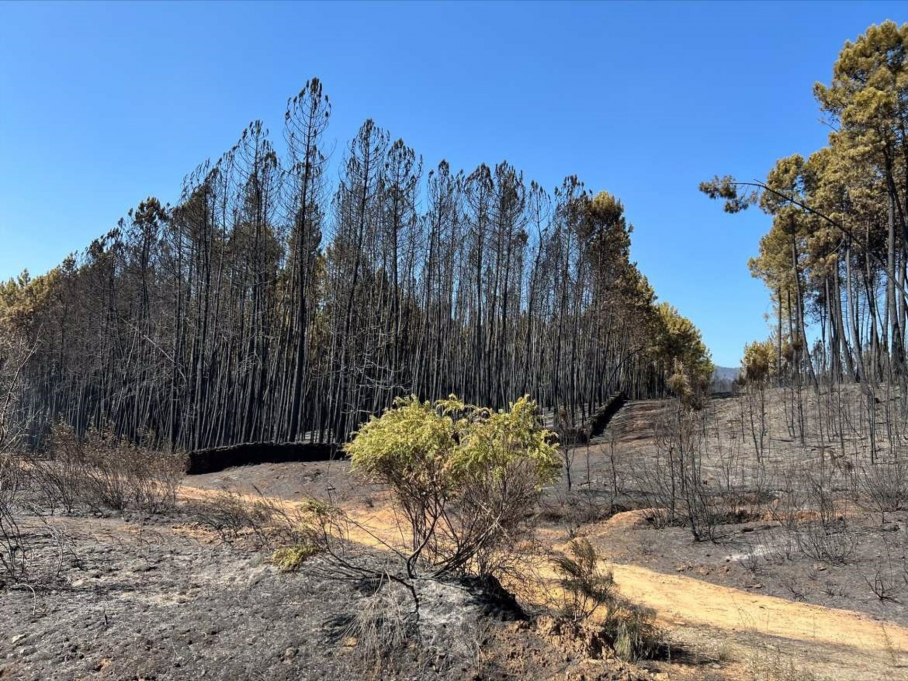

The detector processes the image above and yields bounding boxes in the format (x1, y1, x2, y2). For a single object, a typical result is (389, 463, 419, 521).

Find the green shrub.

(272, 542, 323, 572)
(602, 597, 661, 662)
(346, 395, 559, 577)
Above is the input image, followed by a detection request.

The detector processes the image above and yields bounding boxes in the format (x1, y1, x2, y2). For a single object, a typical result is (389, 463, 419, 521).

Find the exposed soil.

(573, 395, 908, 629)
(1, 513, 374, 680)
(178, 395, 908, 679)
(0, 509, 662, 681)
(5, 393, 908, 679)
(177, 469, 908, 678)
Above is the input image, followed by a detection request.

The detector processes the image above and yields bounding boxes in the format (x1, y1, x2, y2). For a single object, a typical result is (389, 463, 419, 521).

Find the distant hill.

(710, 365, 739, 393)
(713, 366, 739, 382)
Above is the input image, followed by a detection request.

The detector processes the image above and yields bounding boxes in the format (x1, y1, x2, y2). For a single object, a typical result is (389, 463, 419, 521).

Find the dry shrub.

(864, 539, 908, 604)
(0, 452, 70, 587)
(187, 487, 327, 555)
(744, 644, 825, 681)
(0, 328, 53, 585)
(797, 469, 856, 565)
(633, 402, 725, 541)
(540, 489, 614, 540)
(34, 424, 185, 514)
(857, 458, 908, 523)
(189, 488, 338, 579)
(767, 464, 857, 565)
(340, 575, 501, 680)
(188, 487, 422, 605)
(765, 467, 805, 561)
(25, 445, 81, 515)
(449, 455, 548, 577)
(188, 488, 277, 546)
(0, 452, 26, 583)
(552, 538, 663, 662)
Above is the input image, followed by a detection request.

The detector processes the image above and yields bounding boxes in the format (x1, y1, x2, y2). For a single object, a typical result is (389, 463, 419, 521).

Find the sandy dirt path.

(607, 562, 908, 652)
(179, 481, 908, 677)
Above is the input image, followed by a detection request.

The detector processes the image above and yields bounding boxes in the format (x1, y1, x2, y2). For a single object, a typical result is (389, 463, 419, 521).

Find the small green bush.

(553, 537, 615, 621)
(346, 395, 559, 576)
(603, 597, 661, 662)
(272, 542, 323, 572)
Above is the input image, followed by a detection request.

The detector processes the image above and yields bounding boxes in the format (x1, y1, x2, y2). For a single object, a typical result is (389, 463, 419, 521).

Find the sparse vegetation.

(342, 577, 418, 677)
(553, 538, 616, 622)
(30, 425, 186, 515)
(272, 541, 324, 572)
(552, 538, 663, 662)
(188, 487, 331, 553)
(0, 453, 27, 584)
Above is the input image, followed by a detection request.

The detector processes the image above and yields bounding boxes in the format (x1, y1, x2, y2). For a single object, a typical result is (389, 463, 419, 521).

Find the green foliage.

(603, 598, 661, 663)
(553, 538, 615, 621)
(0, 268, 63, 341)
(272, 542, 323, 572)
(651, 302, 714, 402)
(698, 175, 757, 214)
(703, 21, 908, 388)
(347, 395, 457, 503)
(552, 537, 662, 662)
(814, 20, 907, 148)
(346, 395, 559, 575)
(450, 396, 562, 483)
(347, 394, 559, 497)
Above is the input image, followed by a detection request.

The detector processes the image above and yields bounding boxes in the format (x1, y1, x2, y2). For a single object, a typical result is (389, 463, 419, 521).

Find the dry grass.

(342, 576, 418, 678)
(184, 486, 326, 552)
(743, 644, 827, 681)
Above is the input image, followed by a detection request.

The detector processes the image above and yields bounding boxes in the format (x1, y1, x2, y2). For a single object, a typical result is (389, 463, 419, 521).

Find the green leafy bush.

(272, 542, 323, 572)
(346, 395, 559, 577)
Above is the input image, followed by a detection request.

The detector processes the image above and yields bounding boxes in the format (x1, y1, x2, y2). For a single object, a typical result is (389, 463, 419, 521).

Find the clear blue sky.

(1, 2, 904, 367)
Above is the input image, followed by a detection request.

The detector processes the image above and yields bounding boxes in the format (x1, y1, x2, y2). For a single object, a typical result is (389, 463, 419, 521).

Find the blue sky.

(1, 2, 904, 367)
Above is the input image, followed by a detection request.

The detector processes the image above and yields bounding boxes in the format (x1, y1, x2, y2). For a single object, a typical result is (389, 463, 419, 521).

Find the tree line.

(704, 21, 908, 389)
(1, 78, 711, 452)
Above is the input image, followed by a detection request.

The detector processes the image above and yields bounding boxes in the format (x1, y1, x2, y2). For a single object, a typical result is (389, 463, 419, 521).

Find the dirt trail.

(608, 562, 908, 652)
(179, 482, 908, 662)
